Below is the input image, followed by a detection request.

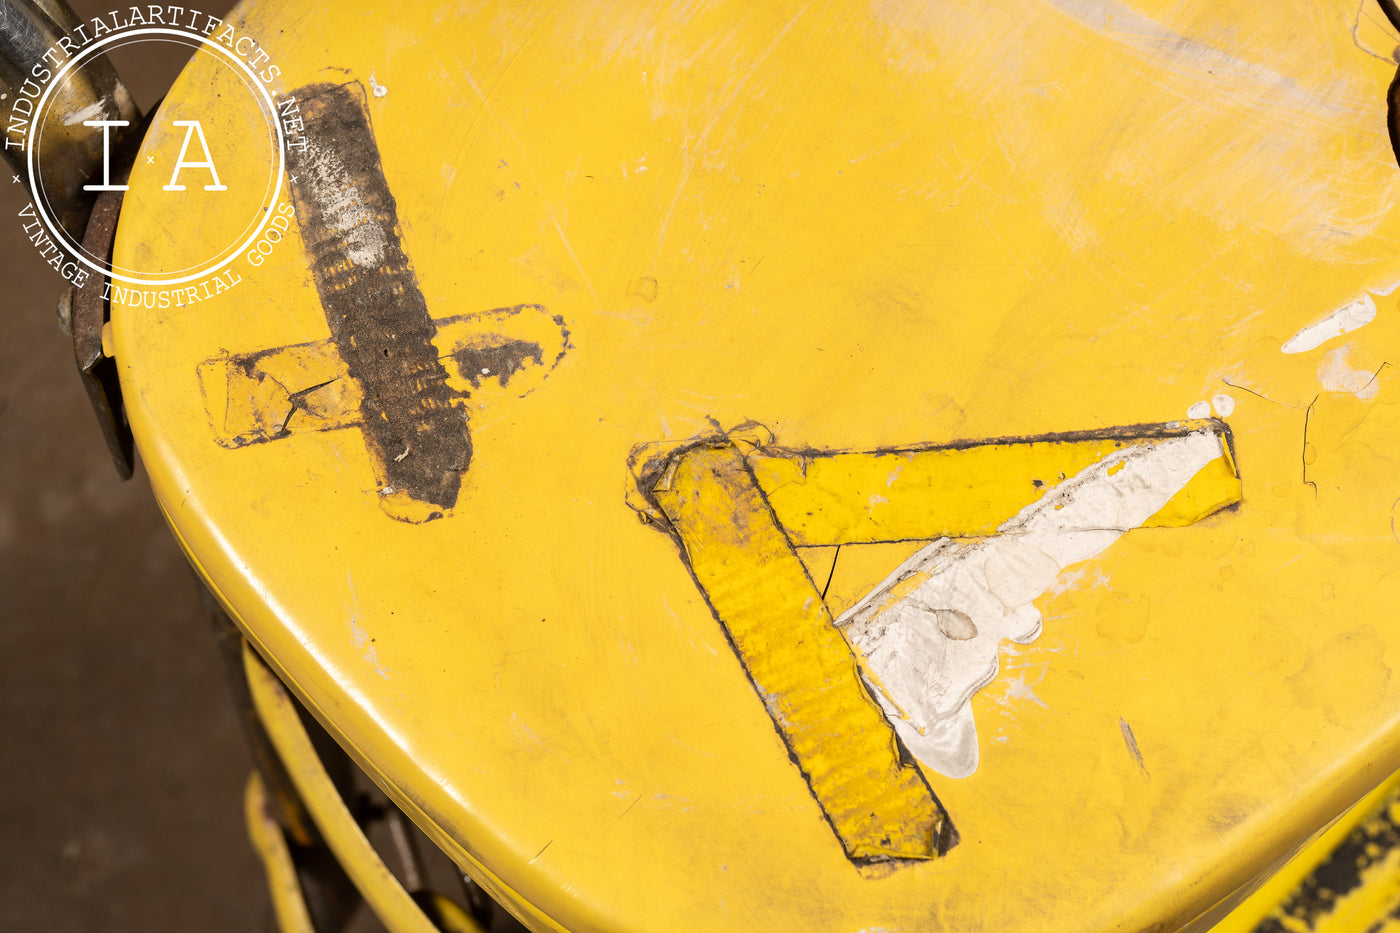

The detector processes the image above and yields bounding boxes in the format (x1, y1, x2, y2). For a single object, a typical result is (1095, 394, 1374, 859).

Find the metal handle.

(0, 0, 138, 237)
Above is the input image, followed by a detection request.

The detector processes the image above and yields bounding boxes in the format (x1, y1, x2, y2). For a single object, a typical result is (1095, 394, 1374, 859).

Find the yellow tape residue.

(749, 420, 1239, 547)
(651, 443, 955, 863)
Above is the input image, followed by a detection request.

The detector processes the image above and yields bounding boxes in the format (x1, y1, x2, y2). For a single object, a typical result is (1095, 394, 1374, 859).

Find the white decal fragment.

(1282, 294, 1376, 354)
(835, 428, 1228, 778)
(63, 99, 111, 126)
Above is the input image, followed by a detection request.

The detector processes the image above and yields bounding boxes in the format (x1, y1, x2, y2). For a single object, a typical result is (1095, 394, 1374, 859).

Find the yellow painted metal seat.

(109, 0, 1400, 929)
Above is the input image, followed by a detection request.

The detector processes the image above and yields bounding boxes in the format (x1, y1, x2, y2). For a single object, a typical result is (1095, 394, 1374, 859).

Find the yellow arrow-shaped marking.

(636, 419, 1239, 863)
(650, 442, 957, 863)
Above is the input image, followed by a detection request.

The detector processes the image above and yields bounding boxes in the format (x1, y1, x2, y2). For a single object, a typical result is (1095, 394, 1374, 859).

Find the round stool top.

(111, 1, 1400, 929)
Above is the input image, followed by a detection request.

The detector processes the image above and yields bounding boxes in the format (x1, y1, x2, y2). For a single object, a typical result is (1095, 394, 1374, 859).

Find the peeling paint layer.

(835, 428, 1231, 778)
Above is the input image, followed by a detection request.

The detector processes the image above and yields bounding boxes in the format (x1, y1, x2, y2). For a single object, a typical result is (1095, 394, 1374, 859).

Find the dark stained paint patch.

(288, 81, 468, 522)
(453, 340, 543, 389)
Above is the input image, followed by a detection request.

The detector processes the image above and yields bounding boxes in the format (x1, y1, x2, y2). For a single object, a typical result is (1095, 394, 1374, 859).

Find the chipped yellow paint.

(107, 0, 1400, 929)
(650, 442, 954, 862)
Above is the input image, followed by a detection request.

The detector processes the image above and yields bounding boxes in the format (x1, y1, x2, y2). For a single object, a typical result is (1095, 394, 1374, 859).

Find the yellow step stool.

(92, 0, 1400, 928)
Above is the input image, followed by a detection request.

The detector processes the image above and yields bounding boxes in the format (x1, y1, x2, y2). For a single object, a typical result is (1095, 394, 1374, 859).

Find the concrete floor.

(0, 5, 268, 930)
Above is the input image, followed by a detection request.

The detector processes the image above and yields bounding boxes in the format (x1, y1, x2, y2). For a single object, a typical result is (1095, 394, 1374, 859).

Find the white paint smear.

(835, 428, 1227, 778)
(1319, 345, 1381, 400)
(1282, 294, 1376, 354)
(63, 99, 112, 126)
(1211, 393, 1235, 417)
(369, 70, 388, 98)
(1187, 401, 1210, 419)
(349, 619, 390, 680)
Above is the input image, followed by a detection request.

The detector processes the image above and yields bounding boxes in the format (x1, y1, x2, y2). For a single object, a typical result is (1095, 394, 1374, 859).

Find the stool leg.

(197, 581, 361, 933)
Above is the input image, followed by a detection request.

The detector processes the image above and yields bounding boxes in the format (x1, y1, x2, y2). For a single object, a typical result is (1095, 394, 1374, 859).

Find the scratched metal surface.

(107, 1, 1400, 930)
